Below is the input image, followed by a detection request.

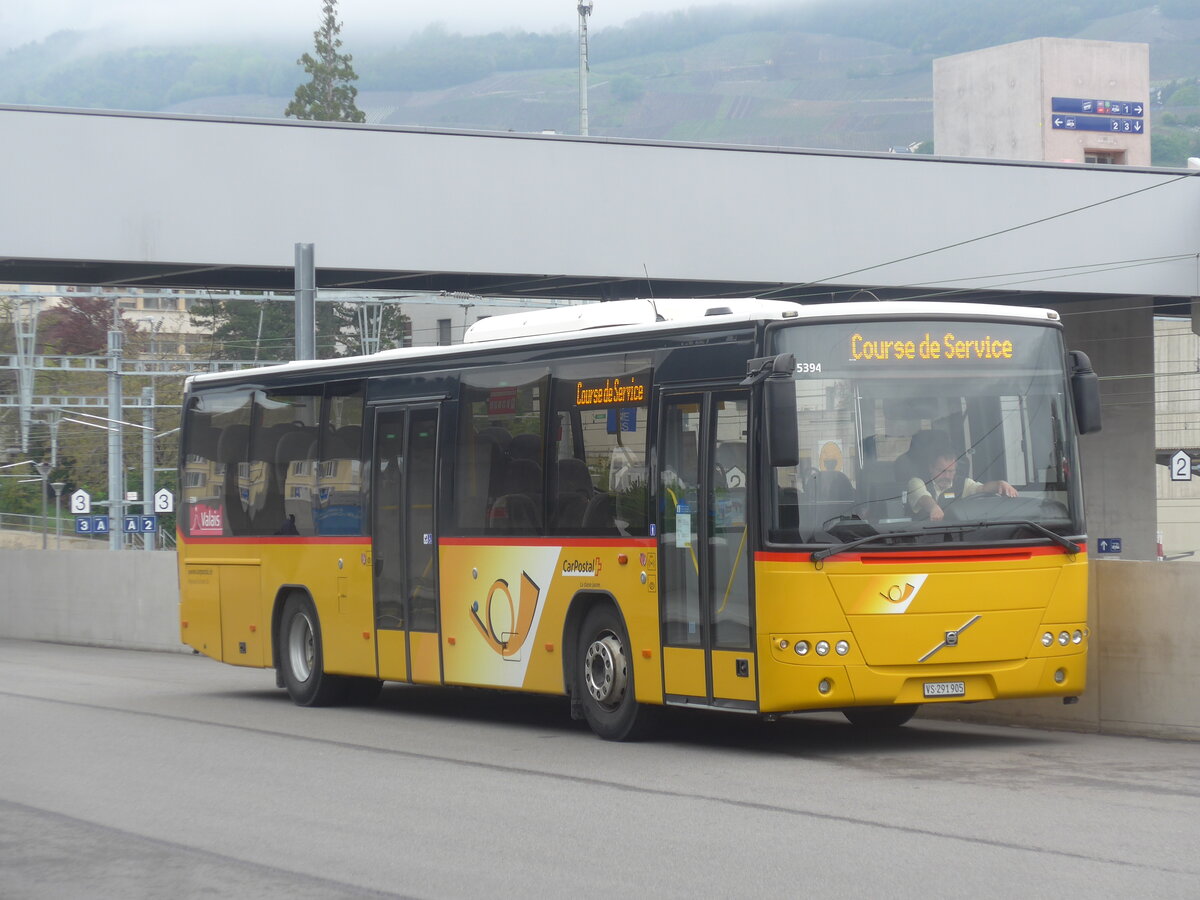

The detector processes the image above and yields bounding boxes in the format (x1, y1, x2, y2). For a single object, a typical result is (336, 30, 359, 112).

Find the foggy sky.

(1, 0, 757, 51)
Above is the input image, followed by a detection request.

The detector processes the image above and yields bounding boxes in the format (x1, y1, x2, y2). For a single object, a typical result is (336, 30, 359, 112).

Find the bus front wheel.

(843, 704, 919, 728)
(279, 594, 348, 707)
(576, 605, 658, 741)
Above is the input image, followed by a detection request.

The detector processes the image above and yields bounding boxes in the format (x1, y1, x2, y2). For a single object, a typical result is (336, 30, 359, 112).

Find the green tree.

(285, 0, 365, 122)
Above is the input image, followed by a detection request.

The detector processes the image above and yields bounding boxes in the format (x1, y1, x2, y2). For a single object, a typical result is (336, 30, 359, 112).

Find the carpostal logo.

(562, 557, 602, 577)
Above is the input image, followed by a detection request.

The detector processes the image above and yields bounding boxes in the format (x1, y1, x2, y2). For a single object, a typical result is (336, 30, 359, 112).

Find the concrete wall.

(1, 552, 1194, 740)
(1, 550, 182, 653)
(1062, 298, 1158, 561)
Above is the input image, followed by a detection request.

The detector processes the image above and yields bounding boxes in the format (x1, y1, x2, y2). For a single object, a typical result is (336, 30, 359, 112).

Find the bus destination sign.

(574, 375, 648, 408)
(849, 331, 1015, 363)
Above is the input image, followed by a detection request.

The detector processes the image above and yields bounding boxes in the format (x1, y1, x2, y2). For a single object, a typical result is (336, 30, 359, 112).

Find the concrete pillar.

(1061, 296, 1157, 560)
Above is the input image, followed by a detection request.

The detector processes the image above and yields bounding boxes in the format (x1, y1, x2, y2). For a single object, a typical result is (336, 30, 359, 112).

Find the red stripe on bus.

(439, 536, 658, 548)
(756, 543, 1084, 564)
(179, 536, 372, 546)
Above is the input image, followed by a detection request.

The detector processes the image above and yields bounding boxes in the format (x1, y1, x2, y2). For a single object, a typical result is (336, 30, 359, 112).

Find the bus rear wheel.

(577, 605, 658, 741)
(843, 704, 919, 728)
(279, 594, 348, 707)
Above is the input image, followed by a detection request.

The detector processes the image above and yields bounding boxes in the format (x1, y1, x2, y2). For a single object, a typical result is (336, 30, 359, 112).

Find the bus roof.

(186, 298, 1062, 388)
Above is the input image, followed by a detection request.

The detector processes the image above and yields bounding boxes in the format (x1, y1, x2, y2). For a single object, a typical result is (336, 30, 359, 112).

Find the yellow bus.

(178, 298, 1100, 740)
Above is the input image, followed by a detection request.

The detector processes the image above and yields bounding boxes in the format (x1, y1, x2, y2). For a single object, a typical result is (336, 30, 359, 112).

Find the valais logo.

(189, 504, 224, 536)
(561, 557, 602, 577)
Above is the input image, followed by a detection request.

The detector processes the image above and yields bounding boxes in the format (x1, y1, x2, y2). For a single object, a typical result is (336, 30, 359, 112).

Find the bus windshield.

(768, 318, 1082, 546)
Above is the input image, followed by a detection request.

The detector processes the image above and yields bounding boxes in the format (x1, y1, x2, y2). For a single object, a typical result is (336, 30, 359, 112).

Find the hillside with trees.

(1, 0, 1198, 164)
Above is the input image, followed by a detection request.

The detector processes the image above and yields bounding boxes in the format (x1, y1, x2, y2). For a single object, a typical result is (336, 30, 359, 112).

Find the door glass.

(407, 408, 439, 632)
(373, 410, 406, 631)
(661, 397, 702, 647)
(711, 396, 751, 649)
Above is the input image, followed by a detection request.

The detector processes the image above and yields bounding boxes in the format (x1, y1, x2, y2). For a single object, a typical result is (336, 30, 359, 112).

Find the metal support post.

(14, 298, 39, 454)
(52, 481, 65, 549)
(578, 1, 593, 136)
(295, 243, 316, 361)
(107, 306, 124, 550)
(142, 385, 155, 551)
(35, 461, 51, 550)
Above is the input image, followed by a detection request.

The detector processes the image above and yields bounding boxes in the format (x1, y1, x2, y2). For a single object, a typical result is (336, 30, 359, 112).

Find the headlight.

(1072, 630, 1083, 644)
(815, 640, 830, 656)
(1058, 631, 1070, 646)
(794, 641, 810, 657)
(835, 640, 850, 656)
(1042, 632, 1054, 647)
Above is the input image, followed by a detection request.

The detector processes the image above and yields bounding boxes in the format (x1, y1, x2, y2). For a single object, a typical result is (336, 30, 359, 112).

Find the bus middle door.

(659, 390, 756, 710)
(372, 404, 442, 685)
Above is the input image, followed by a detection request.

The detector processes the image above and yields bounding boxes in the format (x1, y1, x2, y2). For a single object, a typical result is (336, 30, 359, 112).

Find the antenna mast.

(577, 1, 593, 135)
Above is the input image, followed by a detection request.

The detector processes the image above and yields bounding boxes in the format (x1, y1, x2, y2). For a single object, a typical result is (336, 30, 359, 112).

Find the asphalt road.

(2, 638, 1197, 899)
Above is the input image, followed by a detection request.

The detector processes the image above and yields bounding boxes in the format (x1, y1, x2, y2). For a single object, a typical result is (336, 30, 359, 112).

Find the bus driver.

(908, 453, 1017, 521)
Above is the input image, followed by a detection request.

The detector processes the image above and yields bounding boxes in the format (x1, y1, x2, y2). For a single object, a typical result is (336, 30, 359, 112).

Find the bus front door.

(659, 391, 756, 710)
(372, 404, 442, 685)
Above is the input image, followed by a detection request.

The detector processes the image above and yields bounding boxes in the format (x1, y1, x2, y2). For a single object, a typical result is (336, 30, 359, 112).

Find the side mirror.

(1069, 350, 1102, 435)
(765, 380, 799, 470)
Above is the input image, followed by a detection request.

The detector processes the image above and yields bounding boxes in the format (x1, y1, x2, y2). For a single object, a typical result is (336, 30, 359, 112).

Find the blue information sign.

(140, 515, 158, 533)
(92, 515, 110, 533)
(1097, 538, 1123, 554)
(1051, 97, 1144, 118)
(1051, 114, 1144, 134)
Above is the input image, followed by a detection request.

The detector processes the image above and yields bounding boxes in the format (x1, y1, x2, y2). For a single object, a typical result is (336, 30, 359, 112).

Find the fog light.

(779, 639, 790, 650)
(818, 679, 832, 694)
(794, 641, 810, 657)
(835, 640, 850, 656)
(1058, 631, 1070, 646)
(815, 640, 830, 657)
(1054, 668, 1067, 684)
(1042, 632, 1054, 648)
(1072, 630, 1083, 644)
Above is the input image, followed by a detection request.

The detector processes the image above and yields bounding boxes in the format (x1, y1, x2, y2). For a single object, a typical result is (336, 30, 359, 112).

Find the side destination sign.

(1051, 115, 1145, 134)
(1051, 97, 1144, 117)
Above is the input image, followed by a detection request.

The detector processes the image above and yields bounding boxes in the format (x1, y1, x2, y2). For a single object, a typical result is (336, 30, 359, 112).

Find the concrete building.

(934, 37, 1151, 165)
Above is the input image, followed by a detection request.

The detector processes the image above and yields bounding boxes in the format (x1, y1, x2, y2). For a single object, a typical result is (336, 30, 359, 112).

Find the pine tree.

(285, 0, 366, 123)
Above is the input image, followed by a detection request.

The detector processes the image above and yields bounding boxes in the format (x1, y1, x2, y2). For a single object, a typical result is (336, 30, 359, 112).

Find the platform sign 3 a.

(75, 515, 110, 534)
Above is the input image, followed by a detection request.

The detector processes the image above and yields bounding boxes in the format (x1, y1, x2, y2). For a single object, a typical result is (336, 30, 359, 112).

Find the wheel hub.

(287, 612, 315, 683)
(584, 633, 627, 708)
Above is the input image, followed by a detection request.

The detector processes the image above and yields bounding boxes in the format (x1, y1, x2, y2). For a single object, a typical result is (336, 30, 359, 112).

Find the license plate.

(923, 681, 966, 698)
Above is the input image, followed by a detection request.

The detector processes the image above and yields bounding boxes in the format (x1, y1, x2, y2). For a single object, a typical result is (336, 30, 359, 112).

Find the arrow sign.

(1054, 117, 1063, 127)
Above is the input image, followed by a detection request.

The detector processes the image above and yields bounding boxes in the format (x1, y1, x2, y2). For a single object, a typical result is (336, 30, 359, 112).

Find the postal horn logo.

(470, 571, 542, 657)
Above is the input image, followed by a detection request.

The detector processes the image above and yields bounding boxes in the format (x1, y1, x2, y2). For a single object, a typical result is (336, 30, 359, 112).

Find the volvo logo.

(919, 615, 981, 662)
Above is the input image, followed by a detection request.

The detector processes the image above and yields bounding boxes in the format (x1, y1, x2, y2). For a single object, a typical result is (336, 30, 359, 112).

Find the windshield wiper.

(810, 519, 1080, 563)
(953, 519, 1081, 555)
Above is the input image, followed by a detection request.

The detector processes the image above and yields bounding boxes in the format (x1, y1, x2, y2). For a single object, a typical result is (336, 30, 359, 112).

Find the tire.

(576, 605, 659, 741)
(278, 594, 348, 707)
(843, 704, 919, 728)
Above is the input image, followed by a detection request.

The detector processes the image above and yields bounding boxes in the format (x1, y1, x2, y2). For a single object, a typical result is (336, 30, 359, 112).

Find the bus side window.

(547, 375, 649, 537)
